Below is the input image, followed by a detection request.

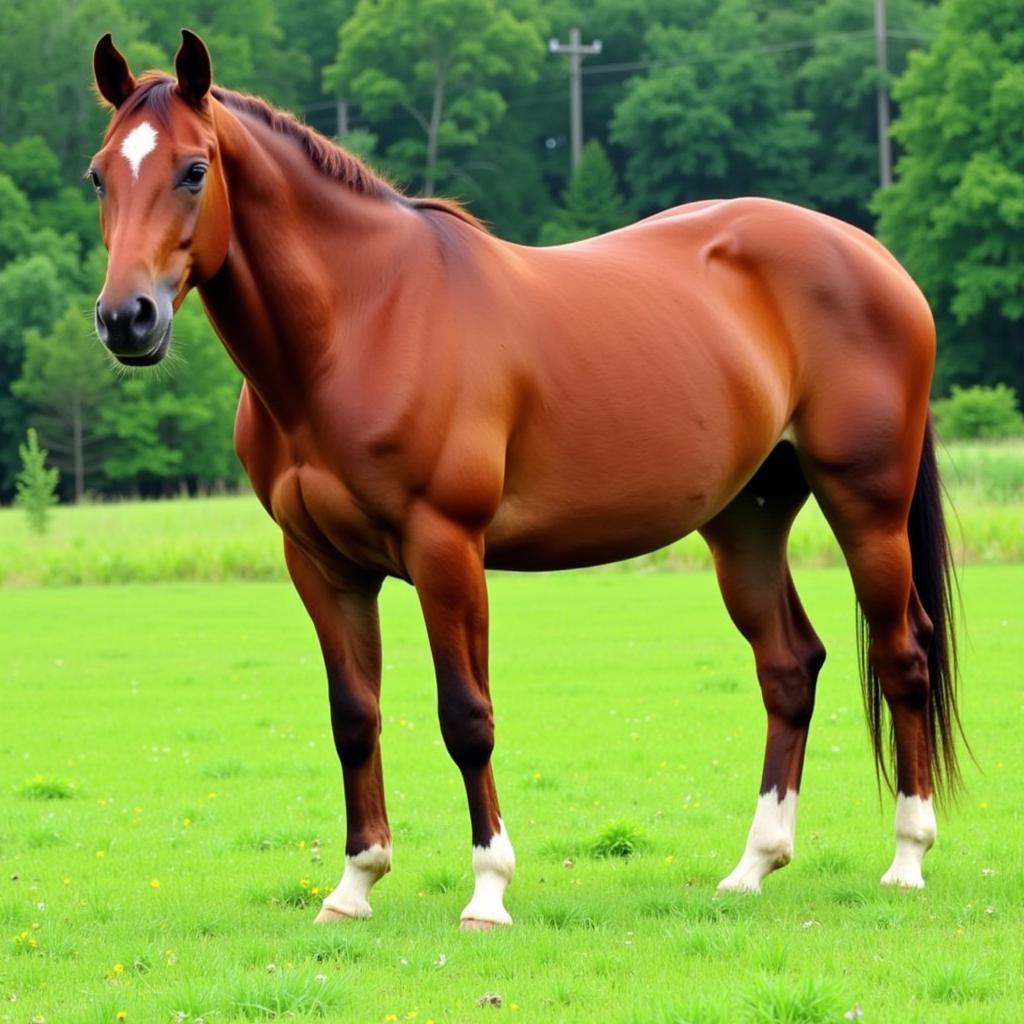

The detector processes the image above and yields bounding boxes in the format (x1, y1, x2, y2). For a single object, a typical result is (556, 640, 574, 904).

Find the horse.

(90, 29, 962, 929)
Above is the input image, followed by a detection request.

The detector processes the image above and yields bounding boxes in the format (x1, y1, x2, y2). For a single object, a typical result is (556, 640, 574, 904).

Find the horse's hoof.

(314, 905, 367, 924)
(716, 879, 762, 895)
(880, 870, 925, 889)
(460, 917, 508, 932)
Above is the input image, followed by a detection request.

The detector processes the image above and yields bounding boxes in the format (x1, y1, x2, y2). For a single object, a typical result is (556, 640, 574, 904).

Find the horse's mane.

(110, 74, 484, 231)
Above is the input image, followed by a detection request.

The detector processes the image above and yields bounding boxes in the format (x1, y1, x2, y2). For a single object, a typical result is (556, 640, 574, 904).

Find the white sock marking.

(461, 819, 515, 926)
(881, 792, 935, 889)
(319, 843, 391, 919)
(718, 787, 798, 893)
(120, 121, 158, 180)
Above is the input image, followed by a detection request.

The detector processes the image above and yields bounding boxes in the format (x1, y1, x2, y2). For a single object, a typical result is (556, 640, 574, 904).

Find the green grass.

(2, 566, 1023, 1022)
(1, 440, 1023, 585)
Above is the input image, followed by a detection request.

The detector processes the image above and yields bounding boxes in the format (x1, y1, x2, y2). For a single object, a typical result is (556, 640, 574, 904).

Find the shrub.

(934, 384, 1024, 440)
(14, 427, 59, 534)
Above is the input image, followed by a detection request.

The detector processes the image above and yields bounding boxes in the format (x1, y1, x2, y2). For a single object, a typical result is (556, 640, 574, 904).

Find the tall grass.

(1, 442, 1021, 586)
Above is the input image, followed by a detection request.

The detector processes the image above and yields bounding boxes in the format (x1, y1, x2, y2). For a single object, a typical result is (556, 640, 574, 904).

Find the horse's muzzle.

(95, 289, 173, 365)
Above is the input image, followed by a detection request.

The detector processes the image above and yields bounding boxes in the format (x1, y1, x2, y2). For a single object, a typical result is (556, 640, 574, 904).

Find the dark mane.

(212, 85, 397, 202)
(107, 74, 483, 230)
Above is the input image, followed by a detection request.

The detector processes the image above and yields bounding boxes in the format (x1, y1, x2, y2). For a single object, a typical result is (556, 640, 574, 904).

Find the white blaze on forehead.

(120, 121, 158, 180)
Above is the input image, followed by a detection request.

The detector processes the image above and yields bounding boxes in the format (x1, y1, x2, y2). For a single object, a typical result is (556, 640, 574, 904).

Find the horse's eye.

(181, 163, 208, 191)
(88, 170, 104, 196)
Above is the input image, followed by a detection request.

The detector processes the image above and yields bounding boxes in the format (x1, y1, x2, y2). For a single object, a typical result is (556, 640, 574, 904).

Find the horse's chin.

(114, 321, 173, 367)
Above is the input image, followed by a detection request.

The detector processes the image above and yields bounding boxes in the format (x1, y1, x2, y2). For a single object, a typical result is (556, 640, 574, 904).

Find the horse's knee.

(757, 640, 825, 725)
(327, 678, 381, 766)
(439, 689, 495, 769)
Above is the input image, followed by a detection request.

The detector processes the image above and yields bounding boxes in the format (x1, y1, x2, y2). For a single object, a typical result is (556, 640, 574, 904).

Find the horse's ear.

(174, 28, 212, 107)
(93, 33, 136, 109)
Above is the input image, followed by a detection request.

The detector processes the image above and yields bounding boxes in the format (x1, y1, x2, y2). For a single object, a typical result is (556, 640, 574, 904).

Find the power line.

(304, 28, 933, 143)
(578, 28, 930, 77)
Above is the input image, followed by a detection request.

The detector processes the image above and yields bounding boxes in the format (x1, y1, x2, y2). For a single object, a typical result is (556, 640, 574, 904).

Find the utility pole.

(874, 0, 892, 188)
(336, 99, 349, 138)
(549, 27, 602, 172)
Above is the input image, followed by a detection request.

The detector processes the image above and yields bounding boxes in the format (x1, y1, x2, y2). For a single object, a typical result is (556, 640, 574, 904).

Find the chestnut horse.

(90, 31, 961, 928)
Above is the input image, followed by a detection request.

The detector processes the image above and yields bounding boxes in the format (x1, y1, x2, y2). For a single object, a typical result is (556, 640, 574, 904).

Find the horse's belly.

(484, 499, 700, 571)
(483, 453, 726, 571)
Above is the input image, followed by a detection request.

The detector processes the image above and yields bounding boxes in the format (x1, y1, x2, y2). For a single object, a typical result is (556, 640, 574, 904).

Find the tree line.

(0, 0, 1020, 502)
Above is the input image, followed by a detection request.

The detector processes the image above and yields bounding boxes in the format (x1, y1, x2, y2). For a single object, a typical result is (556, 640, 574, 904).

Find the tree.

(324, 0, 545, 196)
(0, 0, 146, 177)
(0, 136, 62, 199)
(14, 306, 115, 503)
(610, 0, 816, 214)
(15, 428, 59, 534)
(875, 0, 1024, 395)
(538, 140, 630, 244)
(0, 249, 66, 498)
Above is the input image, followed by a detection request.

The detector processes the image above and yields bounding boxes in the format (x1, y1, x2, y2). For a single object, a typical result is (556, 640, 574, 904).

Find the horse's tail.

(859, 417, 964, 801)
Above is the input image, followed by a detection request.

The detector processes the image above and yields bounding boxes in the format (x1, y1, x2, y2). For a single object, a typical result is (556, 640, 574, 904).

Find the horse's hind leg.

(802, 446, 938, 888)
(701, 444, 826, 893)
(284, 541, 392, 921)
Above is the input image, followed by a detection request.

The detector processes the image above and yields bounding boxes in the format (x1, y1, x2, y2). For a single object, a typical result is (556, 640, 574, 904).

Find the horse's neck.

(198, 108, 418, 429)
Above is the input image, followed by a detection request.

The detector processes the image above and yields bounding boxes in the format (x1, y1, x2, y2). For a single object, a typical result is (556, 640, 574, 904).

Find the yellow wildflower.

(112, 963, 125, 975)
(149, 879, 161, 890)
(96, 850, 107, 859)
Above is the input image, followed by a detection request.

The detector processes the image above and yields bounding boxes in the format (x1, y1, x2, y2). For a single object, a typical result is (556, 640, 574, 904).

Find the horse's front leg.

(404, 506, 515, 930)
(283, 539, 391, 921)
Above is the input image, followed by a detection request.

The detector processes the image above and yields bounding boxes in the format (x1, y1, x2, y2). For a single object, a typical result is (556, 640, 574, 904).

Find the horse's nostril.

(132, 295, 157, 337)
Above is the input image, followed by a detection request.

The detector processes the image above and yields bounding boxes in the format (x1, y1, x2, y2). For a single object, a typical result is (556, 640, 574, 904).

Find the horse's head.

(90, 30, 229, 365)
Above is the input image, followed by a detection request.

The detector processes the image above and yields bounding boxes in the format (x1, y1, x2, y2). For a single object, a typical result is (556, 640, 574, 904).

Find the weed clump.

(18, 775, 76, 800)
(742, 975, 839, 1023)
(588, 819, 649, 859)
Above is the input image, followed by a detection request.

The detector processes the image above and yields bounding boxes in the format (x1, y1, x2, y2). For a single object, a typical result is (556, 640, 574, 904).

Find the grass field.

(1, 441, 1023, 586)
(3, 566, 1023, 1023)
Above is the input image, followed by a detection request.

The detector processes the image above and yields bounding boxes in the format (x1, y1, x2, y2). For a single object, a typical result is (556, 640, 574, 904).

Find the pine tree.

(15, 427, 59, 535)
(14, 305, 114, 502)
(538, 141, 630, 246)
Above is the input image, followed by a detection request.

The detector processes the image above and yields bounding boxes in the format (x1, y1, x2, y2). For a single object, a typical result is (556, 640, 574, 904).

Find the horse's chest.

(268, 463, 405, 582)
